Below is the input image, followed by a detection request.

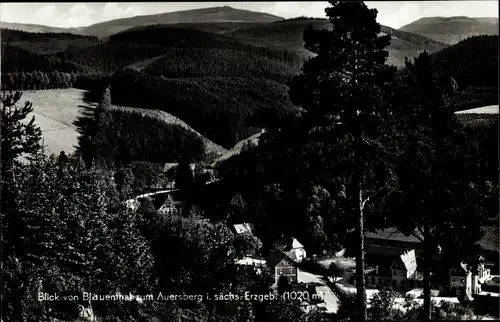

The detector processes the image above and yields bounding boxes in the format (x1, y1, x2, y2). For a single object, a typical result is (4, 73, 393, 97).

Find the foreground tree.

(287, 1, 397, 320)
(0, 91, 43, 174)
(384, 52, 496, 320)
(1, 92, 44, 321)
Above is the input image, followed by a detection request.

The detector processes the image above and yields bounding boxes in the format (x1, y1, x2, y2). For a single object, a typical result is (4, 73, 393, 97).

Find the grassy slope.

(1, 29, 98, 54)
(19, 89, 225, 157)
(20, 89, 85, 156)
(399, 16, 499, 44)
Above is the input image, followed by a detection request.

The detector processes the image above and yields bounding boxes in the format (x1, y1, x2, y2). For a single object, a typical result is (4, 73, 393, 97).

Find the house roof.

(163, 163, 197, 172)
(233, 223, 255, 234)
(400, 250, 417, 272)
(365, 227, 423, 243)
(268, 249, 296, 269)
(272, 236, 304, 251)
(366, 245, 422, 258)
(163, 163, 178, 172)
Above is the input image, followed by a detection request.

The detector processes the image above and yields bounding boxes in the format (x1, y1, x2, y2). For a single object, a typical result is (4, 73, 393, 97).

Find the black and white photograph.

(0, 1, 498, 321)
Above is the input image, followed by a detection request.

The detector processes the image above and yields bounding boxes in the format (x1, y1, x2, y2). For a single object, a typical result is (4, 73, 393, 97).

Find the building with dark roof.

(233, 223, 255, 235)
(271, 236, 306, 262)
(267, 236, 307, 286)
(268, 250, 298, 285)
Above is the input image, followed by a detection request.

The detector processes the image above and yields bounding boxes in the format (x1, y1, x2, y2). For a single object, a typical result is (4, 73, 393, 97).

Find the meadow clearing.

(19, 88, 228, 158)
(20, 89, 86, 156)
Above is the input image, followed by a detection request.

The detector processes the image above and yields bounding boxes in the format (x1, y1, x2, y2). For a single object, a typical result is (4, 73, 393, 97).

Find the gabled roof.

(268, 249, 296, 270)
(400, 250, 417, 272)
(163, 163, 178, 172)
(233, 223, 255, 234)
(163, 163, 197, 172)
(272, 236, 304, 252)
(366, 245, 421, 258)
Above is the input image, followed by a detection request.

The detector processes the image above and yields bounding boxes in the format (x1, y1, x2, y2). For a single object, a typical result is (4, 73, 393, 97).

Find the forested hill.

(399, 16, 499, 44)
(0, 21, 85, 34)
(82, 6, 283, 38)
(1, 19, 497, 149)
(229, 18, 449, 65)
(430, 35, 498, 89)
(0, 28, 98, 53)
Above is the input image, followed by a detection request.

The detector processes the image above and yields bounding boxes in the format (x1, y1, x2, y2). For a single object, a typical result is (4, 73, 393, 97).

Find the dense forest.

(94, 109, 206, 167)
(75, 87, 206, 168)
(1, 25, 498, 148)
(430, 35, 498, 88)
(0, 28, 98, 53)
(109, 70, 298, 148)
(1, 2, 498, 322)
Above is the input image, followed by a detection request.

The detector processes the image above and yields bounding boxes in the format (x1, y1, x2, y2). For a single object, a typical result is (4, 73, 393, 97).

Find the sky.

(0, 1, 497, 29)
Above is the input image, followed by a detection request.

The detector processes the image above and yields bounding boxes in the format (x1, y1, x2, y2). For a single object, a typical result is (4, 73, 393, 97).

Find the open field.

(20, 89, 227, 157)
(20, 89, 85, 156)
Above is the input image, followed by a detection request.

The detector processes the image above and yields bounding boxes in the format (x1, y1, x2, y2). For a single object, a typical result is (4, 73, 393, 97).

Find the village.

(122, 158, 499, 320)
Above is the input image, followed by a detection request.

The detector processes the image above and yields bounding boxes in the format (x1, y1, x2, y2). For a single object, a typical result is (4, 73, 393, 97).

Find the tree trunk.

(423, 220, 432, 320)
(356, 186, 367, 321)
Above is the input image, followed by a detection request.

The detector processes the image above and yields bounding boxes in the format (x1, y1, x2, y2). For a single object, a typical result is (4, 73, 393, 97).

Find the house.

(157, 195, 179, 215)
(449, 262, 485, 299)
(390, 257, 424, 290)
(365, 228, 424, 261)
(233, 223, 255, 235)
(364, 227, 445, 286)
(235, 255, 266, 267)
(478, 261, 492, 284)
(272, 236, 307, 262)
(163, 163, 178, 173)
(357, 249, 426, 291)
(268, 250, 298, 285)
(235, 255, 266, 274)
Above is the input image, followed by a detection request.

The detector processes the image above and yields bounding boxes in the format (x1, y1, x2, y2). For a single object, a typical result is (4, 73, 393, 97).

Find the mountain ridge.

(82, 6, 283, 38)
(399, 16, 499, 44)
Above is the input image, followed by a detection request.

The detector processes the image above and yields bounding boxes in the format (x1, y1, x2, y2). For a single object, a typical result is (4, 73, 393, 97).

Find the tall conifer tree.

(288, 2, 397, 319)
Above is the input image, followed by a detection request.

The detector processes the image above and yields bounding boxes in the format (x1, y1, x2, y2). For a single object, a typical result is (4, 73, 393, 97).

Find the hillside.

(214, 129, 266, 165)
(399, 16, 499, 44)
(430, 35, 498, 89)
(1, 14, 496, 150)
(1, 28, 98, 53)
(229, 18, 449, 66)
(110, 70, 298, 148)
(109, 105, 227, 156)
(82, 6, 283, 38)
(0, 21, 84, 34)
